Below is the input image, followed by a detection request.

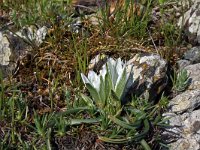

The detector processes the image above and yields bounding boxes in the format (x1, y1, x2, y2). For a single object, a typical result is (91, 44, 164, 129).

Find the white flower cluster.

(81, 58, 134, 101)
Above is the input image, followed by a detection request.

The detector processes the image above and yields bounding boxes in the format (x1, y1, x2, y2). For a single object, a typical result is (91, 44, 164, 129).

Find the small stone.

(178, 1, 200, 45)
(184, 46, 200, 63)
(0, 25, 48, 77)
(164, 110, 200, 150)
(0, 32, 11, 66)
(184, 63, 200, 90)
(168, 89, 200, 113)
(177, 59, 191, 69)
(126, 53, 168, 101)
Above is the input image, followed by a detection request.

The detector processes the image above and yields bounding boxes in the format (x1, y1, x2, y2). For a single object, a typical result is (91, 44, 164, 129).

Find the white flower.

(81, 57, 135, 100)
(81, 71, 100, 92)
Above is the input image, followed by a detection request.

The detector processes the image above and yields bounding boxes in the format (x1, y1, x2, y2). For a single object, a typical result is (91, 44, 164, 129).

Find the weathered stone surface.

(165, 61, 200, 149)
(0, 32, 11, 66)
(0, 25, 47, 77)
(168, 89, 200, 113)
(88, 54, 108, 72)
(126, 53, 168, 101)
(0, 31, 29, 77)
(178, 1, 200, 45)
(164, 110, 200, 150)
(178, 0, 196, 8)
(89, 53, 168, 102)
(185, 63, 200, 90)
(177, 59, 191, 69)
(184, 46, 200, 63)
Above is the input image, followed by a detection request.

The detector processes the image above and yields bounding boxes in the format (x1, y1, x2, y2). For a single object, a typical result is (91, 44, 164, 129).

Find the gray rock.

(184, 46, 200, 63)
(178, 1, 200, 45)
(88, 54, 108, 72)
(177, 59, 191, 69)
(178, 0, 196, 8)
(126, 53, 168, 101)
(0, 31, 29, 77)
(0, 32, 11, 66)
(164, 61, 200, 149)
(168, 89, 200, 114)
(169, 137, 200, 150)
(0, 25, 48, 77)
(164, 110, 200, 150)
(185, 63, 200, 90)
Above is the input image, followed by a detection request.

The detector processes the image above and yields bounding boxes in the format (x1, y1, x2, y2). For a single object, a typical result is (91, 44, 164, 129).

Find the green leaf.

(99, 75, 106, 106)
(98, 136, 132, 143)
(69, 118, 100, 125)
(80, 94, 95, 108)
(158, 0, 165, 5)
(111, 90, 121, 102)
(85, 83, 101, 104)
(56, 107, 92, 116)
(134, 119, 150, 140)
(115, 68, 127, 99)
(140, 139, 151, 150)
(109, 116, 137, 130)
(107, 59, 118, 88)
(104, 72, 112, 103)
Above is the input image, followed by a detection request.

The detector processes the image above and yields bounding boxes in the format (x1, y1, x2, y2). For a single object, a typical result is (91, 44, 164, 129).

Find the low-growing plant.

(79, 58, 169, 149)
(81, 58, 132, 116)
(171, 69, 190, 92)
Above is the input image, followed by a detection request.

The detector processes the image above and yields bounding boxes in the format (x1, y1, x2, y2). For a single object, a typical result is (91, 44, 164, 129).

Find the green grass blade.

(69, 118, 100, 125)
(80, 94, 95, 108)
(85, 83, 101, 104)
(140, 139, 151, 150)
(115, 68, 127, 99)
(109, 116, 137, 130)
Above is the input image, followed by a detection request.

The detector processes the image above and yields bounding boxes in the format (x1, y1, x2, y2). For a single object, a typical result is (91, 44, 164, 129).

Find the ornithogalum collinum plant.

(81, 58, 133, 117)
(81, 57, 168, 148)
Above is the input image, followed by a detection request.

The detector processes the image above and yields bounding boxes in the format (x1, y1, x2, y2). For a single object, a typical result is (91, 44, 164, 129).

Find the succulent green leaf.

(99, 75, 106, 105)
(69, 118, 100, 125)
(107, 58, 118, 88)
(56, 107, 92, 116)
(111, 90, 121, 102)
(104, 72, 112, 103)
(109, 116, 137, 130)
(80, 94, 95, 108)
(98, 136, 132, 143)
(140, 139, 151, 150)
(115, 67, 127, 99)
(85, 83, 101, 104)
(133, 119, 150, 140)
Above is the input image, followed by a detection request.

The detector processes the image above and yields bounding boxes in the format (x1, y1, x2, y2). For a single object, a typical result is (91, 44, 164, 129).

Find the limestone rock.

(126, 53, 168, 101)
(185, 63, 200, 90)
(164, 61, 200, 149)
(168, 89, 200, 114)
(0, 32, 11, 66)
(184, 46, 200, 63)
(177, 59, 191, 69)
(178, 0, 200, 45)
(0, 25, 48, 77)
(163, 110, 200, 150)
(0, 31, 29, 77)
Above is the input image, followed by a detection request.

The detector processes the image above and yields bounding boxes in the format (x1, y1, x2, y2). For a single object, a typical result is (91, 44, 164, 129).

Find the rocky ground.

(0, 0, 200, 149)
